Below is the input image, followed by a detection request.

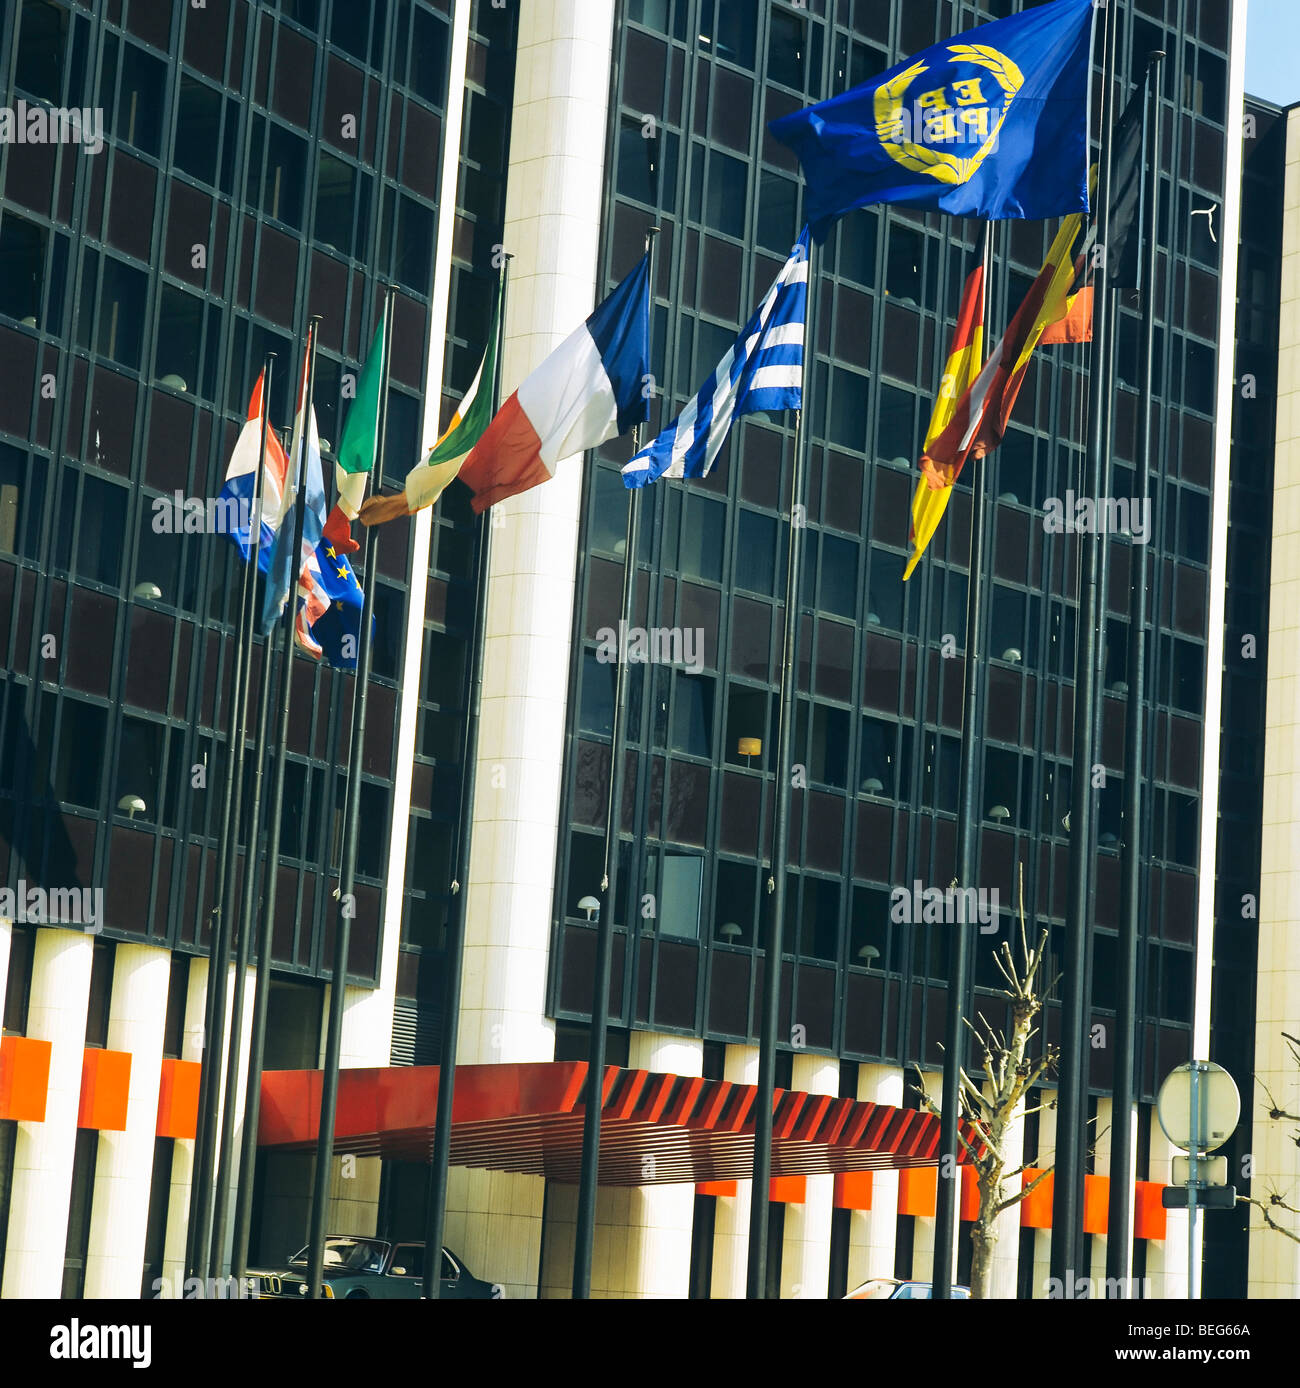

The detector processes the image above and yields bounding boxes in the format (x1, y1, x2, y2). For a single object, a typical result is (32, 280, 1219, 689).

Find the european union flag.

(306, 537, 368, 670)
(769, 0, 1095, 239)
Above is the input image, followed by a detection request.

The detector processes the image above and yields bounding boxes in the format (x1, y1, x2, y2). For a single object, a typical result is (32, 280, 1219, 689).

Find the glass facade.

(551, 0, 1233, 1109)
(0, 0, 467, 985)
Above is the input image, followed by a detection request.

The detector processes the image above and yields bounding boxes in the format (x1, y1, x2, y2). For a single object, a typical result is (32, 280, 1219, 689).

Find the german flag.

(903, 236, 986, 581)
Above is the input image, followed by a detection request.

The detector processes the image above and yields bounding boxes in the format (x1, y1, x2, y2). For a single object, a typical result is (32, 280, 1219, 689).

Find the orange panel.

(1083, 1174, 1110, 1234)
(769, 1175, 806, 1204)
(1133, 1181, 1167, 1241)
(897, 1165, 937, 1217)
(1019, 1168, 1054, 1229)
(156, 1059, 201, 1140)
(959, 1163, 980, 1221)
(696, 1180, 738, 1198)
(833, 1170, 874, 1211)
(0, 1035, 52, 1122)
(78, 1048, 132, 1131)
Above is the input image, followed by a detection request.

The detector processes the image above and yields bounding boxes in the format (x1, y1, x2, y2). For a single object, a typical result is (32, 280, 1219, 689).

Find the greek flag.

(622, 229, 809, 489)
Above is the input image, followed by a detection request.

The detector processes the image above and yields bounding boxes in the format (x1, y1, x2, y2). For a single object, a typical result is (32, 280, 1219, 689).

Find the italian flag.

(361, 281, 502, 527)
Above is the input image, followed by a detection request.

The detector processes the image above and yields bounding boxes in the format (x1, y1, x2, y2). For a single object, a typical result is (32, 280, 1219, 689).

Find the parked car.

(843, 1278, 971, 1300)
(252, 1235, 498, 1299)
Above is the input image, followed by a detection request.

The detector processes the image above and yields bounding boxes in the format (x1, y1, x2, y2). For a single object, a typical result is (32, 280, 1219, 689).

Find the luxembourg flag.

(217, 371, 290, 565)
(456, 253, 650, 512)
(260, 333, 330, 656)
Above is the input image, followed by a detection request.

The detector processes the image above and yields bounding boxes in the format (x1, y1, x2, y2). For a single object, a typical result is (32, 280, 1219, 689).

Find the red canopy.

(258, 1061, 971, 1187)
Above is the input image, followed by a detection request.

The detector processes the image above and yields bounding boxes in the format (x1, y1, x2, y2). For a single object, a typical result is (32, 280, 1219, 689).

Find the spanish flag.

(906, 210, 1083, 581)
(903, 240, 986, 581)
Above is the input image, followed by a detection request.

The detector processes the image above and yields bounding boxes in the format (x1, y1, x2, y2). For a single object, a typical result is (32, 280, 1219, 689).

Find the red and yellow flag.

(904, 212, 1083, 580)
(903, 248, 986, 581)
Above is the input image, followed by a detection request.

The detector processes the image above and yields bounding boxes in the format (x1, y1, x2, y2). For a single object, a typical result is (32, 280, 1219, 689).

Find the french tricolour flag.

(218, 371, 290, 566)
(457, 253, 650, 512)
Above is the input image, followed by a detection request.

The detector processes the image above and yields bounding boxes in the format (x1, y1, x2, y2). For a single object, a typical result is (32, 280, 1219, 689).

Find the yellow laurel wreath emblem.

(874, 43, 1025, 186)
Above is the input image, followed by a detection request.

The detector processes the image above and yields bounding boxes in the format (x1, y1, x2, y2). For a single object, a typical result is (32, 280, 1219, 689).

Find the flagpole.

(1051, 0, 1120, 1289)
(572, 228, 660, 1300)
(186, 351, 275, 1281)
(305, 287, 394, 1299)
(1107, 51, 1163, 1294)
(208, 621, 275, 1277)
(422, 255, 511, 1300)
(746, 242, 813, 1298)
(231, 316, 323, 1280)
(933, 223, 994, 1298)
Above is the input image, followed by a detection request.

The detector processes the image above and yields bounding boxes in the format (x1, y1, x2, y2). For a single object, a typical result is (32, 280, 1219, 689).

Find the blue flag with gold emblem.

(769, 0, 1095, 239)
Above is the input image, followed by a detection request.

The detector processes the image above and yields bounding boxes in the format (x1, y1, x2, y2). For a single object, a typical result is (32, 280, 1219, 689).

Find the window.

(703, 152, 747, 239)
(654, 851, 703, 938)
(671, 673, 714, 757)
(0, 214, 45, 323)
(757, 174, 798, 253)
(767, 10, 807, 91)
(96, 258, 148, 370)
(15, 0, 71, 103)
(409, 7, 450, 104)
(0, 443, 46, 560)
(173, 78, 226, 187)
(700, 0, 756, 67)
(315, 153, 371, 259)
(2, 926, 36, 1034)
(104, 39, 167, 157)
(248, 121, 309, 230)
(115, 716, 167, 825)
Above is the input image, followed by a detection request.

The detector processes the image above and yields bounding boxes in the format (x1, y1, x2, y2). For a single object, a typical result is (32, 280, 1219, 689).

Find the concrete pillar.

(158, 957, 212, 1296)
(780, 1053, 837, 1298)
(1145, 1121, 1189, 1299)
(1089, 1097, 1114, 1294)
(316, 984, 388, 1241)
(1, 928, 94, 1298)
(1248, 87, 1300, 1301)
(710, 1044, 759, 1297)
(82, 942, 171, 1297)
(845, 1064, 903, 1290)
(618, 1033, 703, 1298)
(156, 954, 255, 1288)
(447, 0, 618, 1300)
(1031, 1094, 1056, 1299)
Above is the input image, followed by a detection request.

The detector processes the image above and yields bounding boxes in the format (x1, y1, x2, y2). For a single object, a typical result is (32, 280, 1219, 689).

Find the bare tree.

(913, 867, 1059, 1298)
(1241, 1030, 1300, 1245)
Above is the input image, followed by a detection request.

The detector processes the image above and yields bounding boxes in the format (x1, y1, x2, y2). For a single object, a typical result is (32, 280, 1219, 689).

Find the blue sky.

(1246, 0, 1300, 106)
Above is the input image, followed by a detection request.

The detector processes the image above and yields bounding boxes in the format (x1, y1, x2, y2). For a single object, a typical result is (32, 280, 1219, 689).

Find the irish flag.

(458, 253, 650, 512)
(360, 279, 502, 526)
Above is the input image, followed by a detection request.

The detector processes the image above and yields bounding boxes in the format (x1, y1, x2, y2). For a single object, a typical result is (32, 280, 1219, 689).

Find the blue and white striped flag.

(622, 229, 810, 489)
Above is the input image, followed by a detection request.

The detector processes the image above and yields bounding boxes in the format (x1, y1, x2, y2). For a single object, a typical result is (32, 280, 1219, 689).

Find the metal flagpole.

(305, 287, 394, 1299)
(570, 230, 658, 1300)
(422, 255, 511, 1300)
(187, 351, 275, 1280)
(746, 241, 813, 1298)
(209, 620, 276, 1278)
(933, 223, 995, 1298)
(1051, 0, 1120, 1289)
(231, 317, 323, 1280)
(1107, 51, 1163, 1295)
